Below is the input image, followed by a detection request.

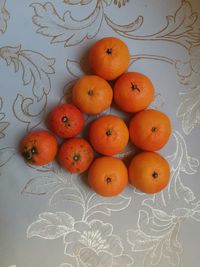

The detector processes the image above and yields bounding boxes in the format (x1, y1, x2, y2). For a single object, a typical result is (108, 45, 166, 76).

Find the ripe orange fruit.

(114, 72, 154, 112)
(129, 109, 171, 151)
(129, 152, 170, 194)
(88, 156, 128, 196)
(47, 103, 84, 138)
(89, 115, 129, 156)
(72, 75, 113, 115)
(58, 138, 94, 173)
(89, 37, 130, 80)
(20, 130, 58, 165)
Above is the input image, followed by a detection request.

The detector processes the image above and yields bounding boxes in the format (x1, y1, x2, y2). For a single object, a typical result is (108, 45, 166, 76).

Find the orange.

(89, 37, 130, 80)
(88, 156, 128, 196)
(72, 75, 113, 115)
(89, 115, 129, 156)
(129, 152, 170, 194)
(129, 109, 171, 151)
(47, 103, 84, 138)
(20, 130, 58, 165)
(114, 72, 154, 112)
(58, 138, 94, 173)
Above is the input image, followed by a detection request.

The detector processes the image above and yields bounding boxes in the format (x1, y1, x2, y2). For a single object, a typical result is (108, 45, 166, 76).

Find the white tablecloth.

(0, 0, 200, 266)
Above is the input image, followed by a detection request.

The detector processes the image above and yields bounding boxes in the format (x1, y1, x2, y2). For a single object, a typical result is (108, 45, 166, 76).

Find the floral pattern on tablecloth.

(1, 1, 200, 267)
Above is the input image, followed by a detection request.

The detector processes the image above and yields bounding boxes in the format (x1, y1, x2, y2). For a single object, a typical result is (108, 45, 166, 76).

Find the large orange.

(129, 109, 171, 151)
(89, 37, 130, 80)
(47, 103, 84, 138)
(114, 72, 154, 112)
(89, 115, 129, 156)
(88, 156, 128, 196)
(20, 130, 58, 165)
(72, 75, 113, 115)
(58, 138, 94, 173)
(129, 152, 170, 194)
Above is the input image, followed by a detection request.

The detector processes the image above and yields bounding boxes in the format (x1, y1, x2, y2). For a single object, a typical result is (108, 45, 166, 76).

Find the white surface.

(0, 0, 200, 266)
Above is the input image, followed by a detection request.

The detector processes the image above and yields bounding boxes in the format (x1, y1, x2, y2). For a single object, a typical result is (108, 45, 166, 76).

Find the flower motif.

(176, 45, 200, 87)
(0, 0, 10, 33)
(64, 220, 132, 266)
(113, 0, 129, 8)
(190, 45, 200, 74)
(175, 45, 200, 134)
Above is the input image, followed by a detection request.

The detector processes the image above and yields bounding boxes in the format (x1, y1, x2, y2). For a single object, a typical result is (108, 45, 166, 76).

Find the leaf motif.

(172, 208, 190, 217)
(0, 98, 9, 138)
(149, 93, 165, 110)
(169, 131, 199, 174)
(50, 187, 84, 207)
(21, 176, 59, 195)
(105, 15, 143, 33)
(177, 86, 200, 135)
(0, 45, 55, 101)
(27, 212, 75, 239)
(152, 1, 200, 48)
(31, 1, 103, 47)
(63, 0, 92, 4)
(175, 176, 195, 203)
(127, 229, 158, 252)
(163, 1, 197, 36)
(151, 209, 172, 222)
(151, 239, 165, 265)
(105, 1, 200, 49)
(191, 210, 200, 222)
(85, 193, 131, 219)
(0, 0, 10, 34)
(165, 132, 199, 205)
(66, 59, 84, 78)
(0, 121, 9, 138)
(169, 223, 182, 254)
(12, 93, 47, 131)
(0, 147, 16, 167)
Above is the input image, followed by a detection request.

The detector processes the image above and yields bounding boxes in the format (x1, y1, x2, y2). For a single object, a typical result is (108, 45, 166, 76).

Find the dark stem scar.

(152, 171, 158, 179)
(131, 82, 140, 92)
(106, 48, 112, 55)
(106, 177, 112, 183)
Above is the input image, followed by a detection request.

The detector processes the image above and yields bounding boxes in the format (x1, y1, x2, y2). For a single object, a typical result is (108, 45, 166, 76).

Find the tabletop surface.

(1, 0, 200, 267)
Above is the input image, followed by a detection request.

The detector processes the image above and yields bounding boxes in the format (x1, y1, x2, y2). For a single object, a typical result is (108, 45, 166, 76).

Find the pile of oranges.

(20, 37, 171, 197)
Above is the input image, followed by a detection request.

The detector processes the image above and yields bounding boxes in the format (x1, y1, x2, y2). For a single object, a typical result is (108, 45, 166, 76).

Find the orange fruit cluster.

(20, 37, 172, 196)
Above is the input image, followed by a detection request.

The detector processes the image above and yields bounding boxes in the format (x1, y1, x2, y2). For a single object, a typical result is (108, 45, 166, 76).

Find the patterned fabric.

(0, 0, 200, 266)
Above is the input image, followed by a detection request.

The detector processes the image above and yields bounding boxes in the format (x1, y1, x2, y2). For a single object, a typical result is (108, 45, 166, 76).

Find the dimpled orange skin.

(129, 152, 170, 194)
(129, 109, 172, 151)
(88, 156, 128, 197)
(72, 75, 113, 115)
(58, 138, 94, 173)
(89, 115, 129, 156)
(114, 72, 154, 113)
(89, 37, 130, 81)
(20, 130, 58, 165)
(47, 103, 84, 138)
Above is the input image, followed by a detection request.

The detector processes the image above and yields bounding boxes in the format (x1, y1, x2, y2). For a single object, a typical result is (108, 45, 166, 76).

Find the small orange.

(58, 138, 94, 173)
(114, 72, 154, 112)
(47, 103, 84, 138)
(129, 109, 171, 151)
(20, 130, 58, 165)
(72, 75, 113, 115)
(88, 156, 128, 197)
(129, 152, 170, 194)
(89, 115, 129, 156)
(89, 37, 130, 80)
